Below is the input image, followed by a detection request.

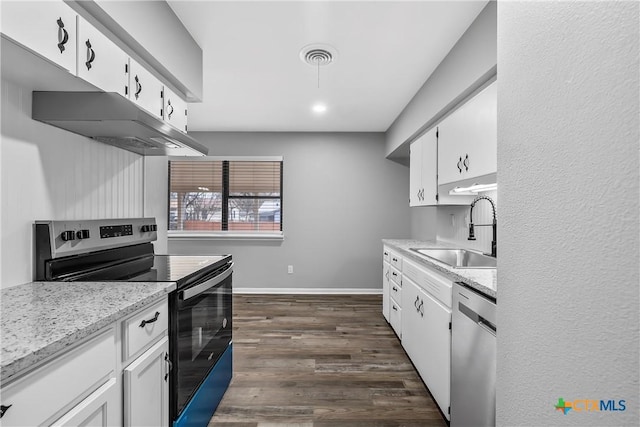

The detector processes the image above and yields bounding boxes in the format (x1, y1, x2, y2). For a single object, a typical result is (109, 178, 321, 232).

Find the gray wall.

(497, 1, 639, 424)
(146, 132, 411, 292)
(385, 0, 496, 160)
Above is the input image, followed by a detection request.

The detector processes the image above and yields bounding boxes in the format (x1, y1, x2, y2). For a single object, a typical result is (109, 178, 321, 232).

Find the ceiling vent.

(300, 44, 338, 67)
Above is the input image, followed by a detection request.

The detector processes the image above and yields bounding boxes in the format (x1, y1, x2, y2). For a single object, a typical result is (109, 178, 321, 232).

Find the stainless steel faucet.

(468, 195, 497, 258)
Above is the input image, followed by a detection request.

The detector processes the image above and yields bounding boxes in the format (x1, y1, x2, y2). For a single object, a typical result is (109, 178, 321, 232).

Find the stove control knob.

(76, 229, 90, 239)
(141, 225, 156, 232)
(60, 230, 76, 241)
(151, 224, 157, 231)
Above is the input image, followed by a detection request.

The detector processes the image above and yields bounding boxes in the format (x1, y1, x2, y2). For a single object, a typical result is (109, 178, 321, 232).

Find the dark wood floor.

(208, 294, 447, 427)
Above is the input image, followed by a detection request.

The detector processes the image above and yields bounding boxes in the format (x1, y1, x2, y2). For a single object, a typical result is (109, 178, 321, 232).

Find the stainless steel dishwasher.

(451, 282, 496, 427)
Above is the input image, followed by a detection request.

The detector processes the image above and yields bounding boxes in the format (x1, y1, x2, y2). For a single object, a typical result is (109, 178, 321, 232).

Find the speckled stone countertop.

(1, 281, 176, 383)
(382, 239, 497, 299)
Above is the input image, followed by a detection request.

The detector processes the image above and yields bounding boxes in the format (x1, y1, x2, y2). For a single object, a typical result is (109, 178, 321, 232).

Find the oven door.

(170, 262, 233, 420)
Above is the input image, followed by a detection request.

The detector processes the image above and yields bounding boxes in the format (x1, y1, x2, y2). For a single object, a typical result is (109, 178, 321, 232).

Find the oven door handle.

(181, 263, 233, 301)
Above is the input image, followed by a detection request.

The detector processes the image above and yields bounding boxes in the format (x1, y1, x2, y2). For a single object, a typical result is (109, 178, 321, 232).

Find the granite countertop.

(1, 281, 176, 383)
(382, 239, 497, 299)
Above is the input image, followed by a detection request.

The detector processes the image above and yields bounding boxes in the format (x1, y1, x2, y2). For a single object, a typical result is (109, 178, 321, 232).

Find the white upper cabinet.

(1, 1, 77, 73)
(77, 16, 128, 96)
(128, 58, 164, 119)
(438, 81, 497, 185)
(162, 86, 188, 133)
(409, 127, 438, 206)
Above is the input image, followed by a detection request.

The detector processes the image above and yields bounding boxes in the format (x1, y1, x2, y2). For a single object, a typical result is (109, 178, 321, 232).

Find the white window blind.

(169, 159, 282, 233)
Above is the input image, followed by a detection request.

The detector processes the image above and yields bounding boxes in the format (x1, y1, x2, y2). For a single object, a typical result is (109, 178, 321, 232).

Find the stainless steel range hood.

(32, 92, 208, 156)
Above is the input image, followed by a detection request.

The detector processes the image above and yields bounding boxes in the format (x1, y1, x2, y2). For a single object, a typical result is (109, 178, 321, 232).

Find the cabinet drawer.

(122, 299, 168, 362)
(389, 300, 402, 338)
(403, 258, 452, 308)
(390, 280, 402, 303)
(389, 250, 402, 270)
(1, 328, 115, 427)
(389, 266, 401, 286)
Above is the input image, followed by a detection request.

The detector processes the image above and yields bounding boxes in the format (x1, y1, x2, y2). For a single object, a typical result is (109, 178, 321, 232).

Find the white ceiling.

(167, 0, 488, 132)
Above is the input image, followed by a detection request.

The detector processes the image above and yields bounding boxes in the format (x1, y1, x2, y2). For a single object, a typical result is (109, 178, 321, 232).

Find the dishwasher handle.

(459, 301, 496, 336)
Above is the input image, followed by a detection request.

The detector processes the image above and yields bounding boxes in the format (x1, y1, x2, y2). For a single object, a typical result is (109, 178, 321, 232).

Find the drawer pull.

(392, 305, 398, 311)
(392, 286, 398, 291)
(392, 257, 398, 262)
(0, 404, 12, 418)
(139, 311, 160, 328)
(392, 272, 398, 277)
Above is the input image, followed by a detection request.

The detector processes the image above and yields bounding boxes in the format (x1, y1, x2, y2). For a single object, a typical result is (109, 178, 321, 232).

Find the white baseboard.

(233, 287, 382, 295)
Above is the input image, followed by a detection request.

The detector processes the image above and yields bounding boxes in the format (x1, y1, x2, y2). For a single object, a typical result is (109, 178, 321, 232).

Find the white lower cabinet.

(0, 297, 169, 427)
(382, 259, 390, 322)
(402, 276, 451, 420)
(123, 337, 170, 427)
(0, 328, 117, 426)
(52, 378, 119, 427)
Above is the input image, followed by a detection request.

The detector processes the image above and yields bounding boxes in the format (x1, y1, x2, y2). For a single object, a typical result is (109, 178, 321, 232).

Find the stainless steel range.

(34, 218, 232, 427)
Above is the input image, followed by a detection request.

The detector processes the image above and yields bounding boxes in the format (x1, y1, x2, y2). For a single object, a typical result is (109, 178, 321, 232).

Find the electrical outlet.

(287, 265, 293, 274)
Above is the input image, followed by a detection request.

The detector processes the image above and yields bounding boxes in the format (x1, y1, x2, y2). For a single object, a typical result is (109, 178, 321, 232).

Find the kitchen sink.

(410, 248, 496, 269)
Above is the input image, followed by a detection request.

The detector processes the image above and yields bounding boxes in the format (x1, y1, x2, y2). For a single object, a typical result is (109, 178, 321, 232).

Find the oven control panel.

(35, 218, 158, 260)
(100, 224, 133, 239)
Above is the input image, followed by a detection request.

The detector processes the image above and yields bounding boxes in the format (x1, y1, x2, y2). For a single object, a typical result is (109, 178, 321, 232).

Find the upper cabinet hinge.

(436, 194, 439, 202)
(436, 128, 439, 138)
(449, 321, 452, 330)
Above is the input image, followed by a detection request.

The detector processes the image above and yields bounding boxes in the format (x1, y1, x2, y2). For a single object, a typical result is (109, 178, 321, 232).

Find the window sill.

(168, 231, 284, 241)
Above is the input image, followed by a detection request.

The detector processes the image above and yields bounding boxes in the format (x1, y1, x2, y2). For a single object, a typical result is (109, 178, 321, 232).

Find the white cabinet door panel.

(409, 139, 422, 206)
(129, 58, 164, 119)
(382, 261, 390, 322)
(1, 1, 77, 73)
(438, 82, 497, 185)
(163, 86, 188, 133)
(77, 16, 128, 95)
(123, 336, 169, 427)
(401, 277, 451, 420)
(51, 378, 119, 427)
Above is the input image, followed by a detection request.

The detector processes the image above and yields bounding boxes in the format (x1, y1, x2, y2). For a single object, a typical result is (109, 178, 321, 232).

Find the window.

(168, 157, 282, 235)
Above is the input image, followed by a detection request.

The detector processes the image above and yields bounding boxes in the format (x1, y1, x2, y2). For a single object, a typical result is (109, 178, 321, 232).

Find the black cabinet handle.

(418, 300, 424, 317)
(167, 100, 174, 119)
(414, 295, 420, 310)
(164, 353, 173, 381)
(391, 272, 397, 277)
(392, 305, 398, 311)
(85, 39, 95, 70)
(139, 311, 160, 327)
(457, 156, 463, 173)
(57, 18, 68, 53)
(0, 404, 12, 418)
(392, 286, 398, 291)
(134, 75, 142, 99)
(463, 154, 469, 171)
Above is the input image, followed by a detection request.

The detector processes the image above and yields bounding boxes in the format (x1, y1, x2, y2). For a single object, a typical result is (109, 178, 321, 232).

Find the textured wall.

(145, 132, 411, 292)
(1, 79, 144, 288)
(497, 1, 639, 425)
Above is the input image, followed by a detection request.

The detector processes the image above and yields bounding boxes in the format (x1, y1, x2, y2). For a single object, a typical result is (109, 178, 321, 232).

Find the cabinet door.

(420, 127, 438, 205)
(129, 58, 164, 119)
(1, 0, 77, 73)
(77, 16, 128, 95)
(51, 378, 119, 427)
(409, 139, 422, 207)
(438, 81, 497, 185)
(401, 277, 451, 420)
(163, 86, 188, 133)
(123, 336, 169, 427)
(382, 261, 390, 322)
